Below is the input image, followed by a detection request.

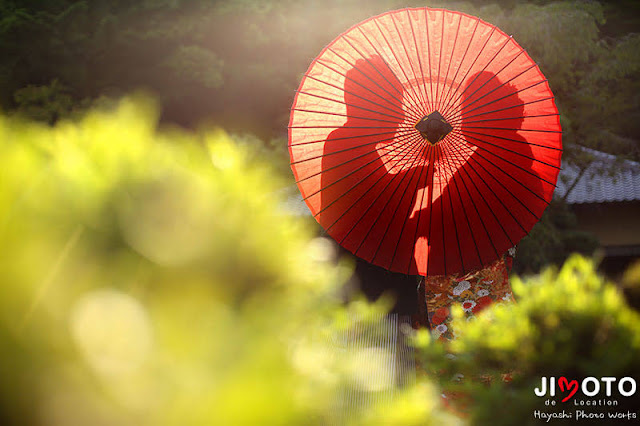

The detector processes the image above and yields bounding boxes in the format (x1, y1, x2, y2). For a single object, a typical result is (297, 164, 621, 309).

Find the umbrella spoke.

(301, 130, 419, 199)
(303, 74, 406, 117)
(294, 89, 406, 122)
(442, 47, 526, 119)
(349, 137, 429, 256)
(371, 18, 429, 113)
(318, 50, 421, 123)
(292, 107, 406, 125)
(455, 96, 555, 122)
(438, 139, 482, 273)
(462, 128, 562, 151)
(448, 133, 547, 219)
(440, 31, 511, 119)
(291, 127, 415, 167)
(389, 14, 431, 109)
(458, 66, 540, 114)
(438, 18, 480, 122)
(370, 142, 432, 267)
(333, 134, 427, 236)
(290, 128, 402, 147)
(318, 133, 424, 219)
(440, 141, 502, 258)
(388, 137, 434, 273)
(409, 8, 433, 111)
(460, 129, 561, 172)
(445, 136, 522, 243)
(354, 26, 426, 115)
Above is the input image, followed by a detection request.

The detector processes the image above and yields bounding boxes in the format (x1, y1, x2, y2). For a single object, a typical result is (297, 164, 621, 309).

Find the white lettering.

(534, 377, 547, 397)
(576, 410, 604, 420)
(582, 377, 600, 397)
(601, 377, 615, 396)
(618, 377, 637, 397)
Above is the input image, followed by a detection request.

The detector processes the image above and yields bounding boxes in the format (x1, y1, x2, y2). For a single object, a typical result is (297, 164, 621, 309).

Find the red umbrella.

(289, 7, 562, 276)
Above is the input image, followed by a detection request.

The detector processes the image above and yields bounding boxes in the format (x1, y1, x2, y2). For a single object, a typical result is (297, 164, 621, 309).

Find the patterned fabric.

(422, 248, 516, 340)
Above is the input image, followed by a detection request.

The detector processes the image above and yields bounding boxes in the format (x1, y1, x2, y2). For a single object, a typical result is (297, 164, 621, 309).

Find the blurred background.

(0, 0, 639, 425)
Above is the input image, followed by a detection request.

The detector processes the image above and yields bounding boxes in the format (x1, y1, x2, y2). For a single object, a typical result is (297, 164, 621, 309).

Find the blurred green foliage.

(416, 255, 640, 425)
(0, 98, 463, 425)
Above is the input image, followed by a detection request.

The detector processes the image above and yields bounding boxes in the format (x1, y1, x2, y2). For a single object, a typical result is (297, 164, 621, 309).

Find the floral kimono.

(419, 248, 516, 340)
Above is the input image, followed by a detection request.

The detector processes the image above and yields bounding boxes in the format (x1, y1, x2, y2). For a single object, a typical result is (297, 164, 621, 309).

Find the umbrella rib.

(326, 45, 422, 123)
(463, 126, 561, 134)
(303, 74, 406, 117)
(425, 146, 436, 275)
(460, 133, 559, 194)
(458, 96, 555, 121)
(436, 145, 448, 275)
(436, 13, 462, 113)
(294, 90, 406, 122)
(350, 134, 428, 256)
(461, 113, 560, 124)
(369, 20, 428, 116)
(433, 9, 445, 110)
(414, 7, 433, 110)
(461, 128, 561, 151)
(458, 65, 539, 114)
(449, 134, 544, 221)
(440, 31, 511, 119)
(449, 111, 558, 126)
(440, 140, 501, 258)
(317, 132, 422, 219)
(328, 42, 403, 102)
(300, 129, 417, 198)
(404, 137, 436, 275)
(290, 128, 402, 148)
(408, 144, 444, 275)
(446, 136, 521, 242)
(438, 17, 480, 121)
(461, 130, 561, 171)
(292, 107, 405, 125)
(387, 134, 433, 273)
(438, 140, 477, 273)
(351, 28, 426, 115)
(369, 137, 430, 269)
(329, 133, 427, 233)
(315, 57, 408, 116)
(389, 13, 430, 110)
(442, 140, 499, 260)
(317, 51, 417, 122)
(439, 23, 498, 119)
(442, 47, 526, 119)
(291, 127, 415, 167)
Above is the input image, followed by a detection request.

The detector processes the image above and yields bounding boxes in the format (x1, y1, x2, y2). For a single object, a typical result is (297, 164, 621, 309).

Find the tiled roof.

(555, 148, 640, 204)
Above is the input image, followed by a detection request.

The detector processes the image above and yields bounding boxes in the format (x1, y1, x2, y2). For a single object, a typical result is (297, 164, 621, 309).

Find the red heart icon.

(558, 377, 579, 402)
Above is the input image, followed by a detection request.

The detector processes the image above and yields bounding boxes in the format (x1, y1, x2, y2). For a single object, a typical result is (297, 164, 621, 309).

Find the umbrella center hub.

(415, 111, 453, 145)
